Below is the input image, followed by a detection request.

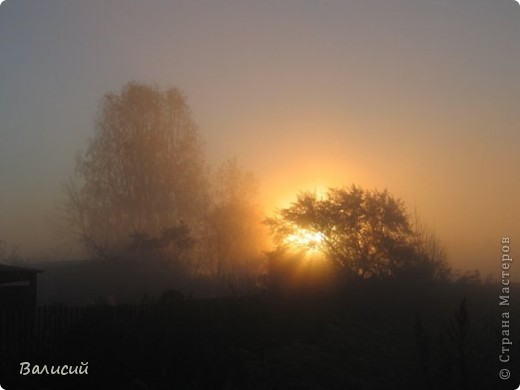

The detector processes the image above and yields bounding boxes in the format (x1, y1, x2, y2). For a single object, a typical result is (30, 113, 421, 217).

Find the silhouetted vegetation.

(65, 82, 207, 259)
(266, 185, 450, 282)
(63, 82, 265, 275)
(0, 281, 516, 389)
(203, 158, 265, 275)
(1, 81, 508, 389)
(0, 239, 23, 265)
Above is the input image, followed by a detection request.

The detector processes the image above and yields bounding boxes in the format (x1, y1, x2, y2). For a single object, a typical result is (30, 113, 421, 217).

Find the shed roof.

(0, 263, 43, 284)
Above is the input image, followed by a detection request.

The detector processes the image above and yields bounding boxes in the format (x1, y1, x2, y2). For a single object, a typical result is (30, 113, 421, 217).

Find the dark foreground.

(0, 281, 518, 390)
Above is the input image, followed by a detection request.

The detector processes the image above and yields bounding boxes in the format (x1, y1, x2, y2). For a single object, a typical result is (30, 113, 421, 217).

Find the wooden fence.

(0, 294, 267, 378)
(0, 304, 146, 377)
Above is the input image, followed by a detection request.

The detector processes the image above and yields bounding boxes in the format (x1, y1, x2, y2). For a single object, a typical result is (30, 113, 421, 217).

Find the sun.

(284, 228, 324, 253)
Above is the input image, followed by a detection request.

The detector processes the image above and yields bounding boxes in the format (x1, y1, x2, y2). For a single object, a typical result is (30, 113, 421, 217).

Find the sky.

(0, 0, 519, 278)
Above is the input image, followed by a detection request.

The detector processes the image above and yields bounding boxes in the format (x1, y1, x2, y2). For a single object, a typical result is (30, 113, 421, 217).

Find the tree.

(65, 82, 207, 258)
(203, 158, 265, 275)
(266, 185, 450, 281)
(0, 239, 23, 265)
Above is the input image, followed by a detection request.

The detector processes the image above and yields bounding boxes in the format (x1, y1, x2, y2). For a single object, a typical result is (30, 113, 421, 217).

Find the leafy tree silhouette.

(266, 185, 450, 281)
(64, 82, 207, 258)
(204, 158, 264, 275)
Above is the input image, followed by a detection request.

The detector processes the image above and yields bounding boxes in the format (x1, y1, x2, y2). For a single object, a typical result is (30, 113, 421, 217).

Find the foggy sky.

(0, 0, 519, 278)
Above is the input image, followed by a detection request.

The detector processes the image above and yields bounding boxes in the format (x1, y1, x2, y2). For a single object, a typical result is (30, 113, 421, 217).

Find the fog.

(0, 0, 519, 279)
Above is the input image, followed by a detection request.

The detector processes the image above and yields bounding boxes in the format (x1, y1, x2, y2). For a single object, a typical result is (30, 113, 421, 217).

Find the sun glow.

(284, 228, 324, 253)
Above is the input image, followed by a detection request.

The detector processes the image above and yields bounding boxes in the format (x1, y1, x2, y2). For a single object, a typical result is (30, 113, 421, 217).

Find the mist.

(1, 2, 520, 389)
(1, 1, 519, 273)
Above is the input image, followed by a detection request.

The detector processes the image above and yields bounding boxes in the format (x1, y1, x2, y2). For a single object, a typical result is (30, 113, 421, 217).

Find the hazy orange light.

(284, 228, 324, 254)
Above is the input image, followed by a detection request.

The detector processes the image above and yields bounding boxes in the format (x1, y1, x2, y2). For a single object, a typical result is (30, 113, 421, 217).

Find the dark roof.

(0, 263, 43, 284)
